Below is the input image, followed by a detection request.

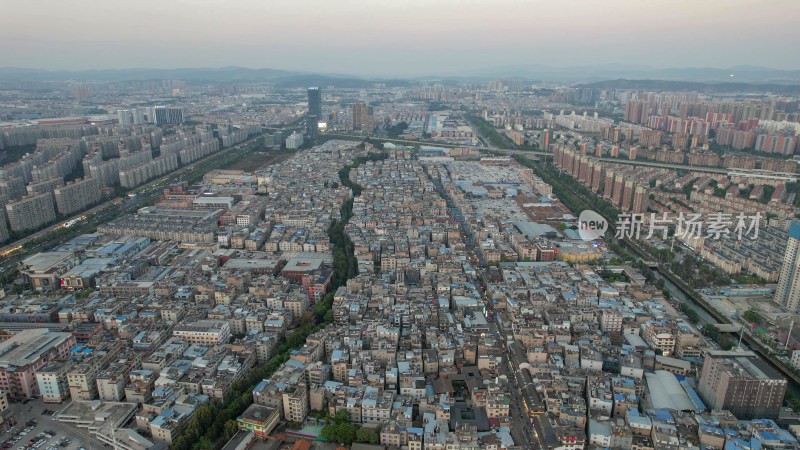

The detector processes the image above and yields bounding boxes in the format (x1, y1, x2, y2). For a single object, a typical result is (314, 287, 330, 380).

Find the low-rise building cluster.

(3, 139, 800, 449)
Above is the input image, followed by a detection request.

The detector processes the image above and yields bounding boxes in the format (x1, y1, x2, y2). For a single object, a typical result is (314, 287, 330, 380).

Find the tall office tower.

(352, 102, 374, 132)
(776, 221, 800, 311)
(698, 350, 787, 419)
(307, 87, 322, 119)
(151, 106, 183, 125)
(306, 115, 318, 141)
(118, 110, 133, 126)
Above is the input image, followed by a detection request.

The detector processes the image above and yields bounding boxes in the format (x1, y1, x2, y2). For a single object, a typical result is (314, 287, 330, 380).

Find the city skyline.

(2, 0, 799, 77)
(4, 1, 800, 447)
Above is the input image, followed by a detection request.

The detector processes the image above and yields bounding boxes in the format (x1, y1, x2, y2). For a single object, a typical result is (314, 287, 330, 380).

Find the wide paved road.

(0, 134, 265, 273)
(326, 133, 789, 177)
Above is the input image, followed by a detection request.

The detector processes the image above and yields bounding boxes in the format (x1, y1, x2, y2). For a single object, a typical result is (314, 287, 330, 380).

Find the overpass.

(622, 237, 800, 390)
(714, 324, 744, 333)
(323, 133, 754, 175)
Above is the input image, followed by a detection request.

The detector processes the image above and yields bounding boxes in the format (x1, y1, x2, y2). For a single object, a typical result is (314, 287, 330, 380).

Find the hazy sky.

(3, 0, 799, 76)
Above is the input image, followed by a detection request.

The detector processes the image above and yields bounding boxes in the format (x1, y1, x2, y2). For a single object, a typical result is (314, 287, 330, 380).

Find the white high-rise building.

(776, 221, 800, 311)
(286, 132, 304, 150)
(117, 110, 133, 126)
(133, 108, 146, 125)
(151, 106, 183, 125)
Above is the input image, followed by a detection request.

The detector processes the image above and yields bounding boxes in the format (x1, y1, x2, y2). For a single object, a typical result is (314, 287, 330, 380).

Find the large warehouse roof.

(646, 370, 699, 412)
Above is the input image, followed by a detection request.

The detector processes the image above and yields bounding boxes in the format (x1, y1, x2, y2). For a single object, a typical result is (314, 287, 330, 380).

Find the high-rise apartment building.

(53, 177, 100, 215)
(26, 176, 63, 197)
(639, 130, 664, 148)
(540, 130, 551, 151)
(697, 350, 787, 419)
(151, 106, 183, 125)
(776, 221, 800, 311)
(286, 132, 304, 150)
(578, 156, 588, 183)
(72, 86, 92, 101)
(133, 108, 146, 125)
(621, 180, 634, 211)
(307, 87, 322, 119)
(5, 192, 56, 232)
(118, 110, 133, 126)
(632, 185, 648, 214)
(603, 170, 615, 199)
(0, 177, 26, 201)
(612, 175, 624, 207)
(590, 162, 603, 193)
(0, 209, 8, 243)
(352, 102, 374, 132)
(625, 100, 644, 123)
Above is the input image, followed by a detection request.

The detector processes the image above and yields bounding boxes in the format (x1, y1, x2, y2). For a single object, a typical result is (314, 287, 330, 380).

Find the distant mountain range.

(1, 64, 800, 87)
(416, 63, 800, 84)
(0, 66, 413, 89)
(0, 66, 296, 82)
(577, 79, 800, 95)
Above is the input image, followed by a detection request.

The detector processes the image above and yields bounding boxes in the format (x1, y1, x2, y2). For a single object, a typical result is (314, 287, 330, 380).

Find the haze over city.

(6, 2, 800, 450)
(2, 0, 800, 76)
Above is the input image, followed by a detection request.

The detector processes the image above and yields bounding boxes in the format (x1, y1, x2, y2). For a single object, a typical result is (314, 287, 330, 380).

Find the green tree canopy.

(357, 426, 380, 444)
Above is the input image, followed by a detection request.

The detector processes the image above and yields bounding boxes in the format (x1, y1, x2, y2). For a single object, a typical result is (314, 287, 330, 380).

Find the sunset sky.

(3, 0, 799, 76)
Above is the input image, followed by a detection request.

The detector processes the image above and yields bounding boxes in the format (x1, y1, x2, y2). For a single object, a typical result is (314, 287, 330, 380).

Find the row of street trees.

(171, 148, 386, 450)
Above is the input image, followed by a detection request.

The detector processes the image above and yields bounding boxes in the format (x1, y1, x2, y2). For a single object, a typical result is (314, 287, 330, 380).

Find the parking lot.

(1, 399, 104, 450)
